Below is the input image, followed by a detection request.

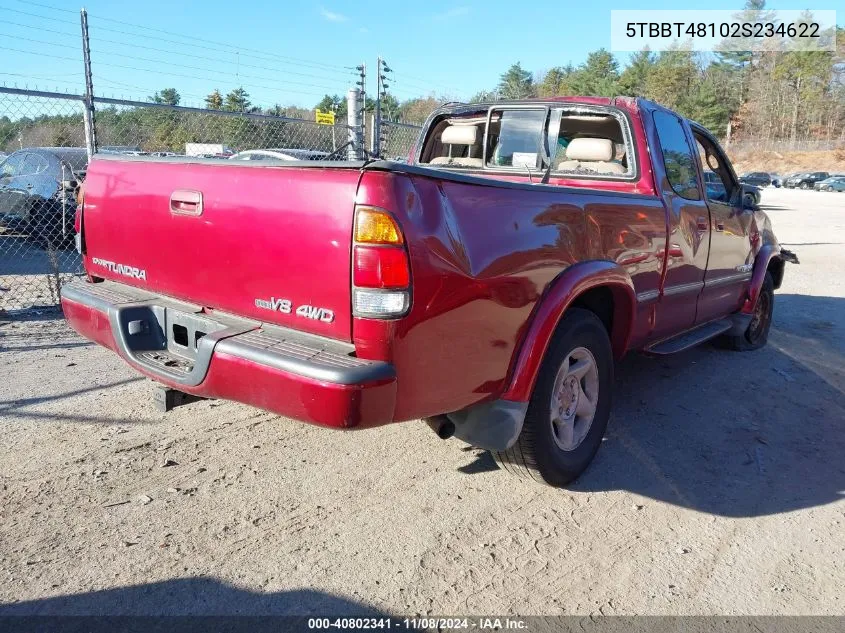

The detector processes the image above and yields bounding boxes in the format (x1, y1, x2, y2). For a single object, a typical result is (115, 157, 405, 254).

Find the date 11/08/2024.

(308, 617, 528, 630)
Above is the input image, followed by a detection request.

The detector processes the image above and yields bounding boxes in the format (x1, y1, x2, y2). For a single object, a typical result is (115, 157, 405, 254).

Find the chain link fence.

(1, 89, 87, 313)
(380, 121, 422, 161)
(94, 99, 355, 158)
(0, 88, 366, 313)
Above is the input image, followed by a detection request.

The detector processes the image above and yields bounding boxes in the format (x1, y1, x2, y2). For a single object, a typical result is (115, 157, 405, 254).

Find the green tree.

(497, 63, 534, 99)
(224, 87, 251, 112)
(148, 88, 180, 106)
(644, 48, 699, 112)
(619, 49, 655, 96)
(568, 49, 620, 96)
(684, 78, 732, 134)
(537, 65, 576, 97)
(470, 89, 498, 102)
(315, 94, 348, 119)
(205, 89, 223, 110)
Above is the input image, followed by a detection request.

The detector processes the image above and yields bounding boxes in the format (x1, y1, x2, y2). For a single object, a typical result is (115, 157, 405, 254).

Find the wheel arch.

(501, 261, 635, 403)
(743, 244, 783, 314)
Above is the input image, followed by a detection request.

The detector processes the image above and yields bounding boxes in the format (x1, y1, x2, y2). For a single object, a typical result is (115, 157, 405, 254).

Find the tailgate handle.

(170, 190, 203, 216)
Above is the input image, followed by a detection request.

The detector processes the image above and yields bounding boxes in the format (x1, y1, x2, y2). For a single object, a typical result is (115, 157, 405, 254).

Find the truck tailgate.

(81, 157, 360, 341)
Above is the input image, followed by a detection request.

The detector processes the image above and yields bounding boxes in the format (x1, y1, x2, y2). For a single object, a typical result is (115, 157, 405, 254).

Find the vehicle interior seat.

(430, 125, 483, 168)
(554, 137, 626, 174)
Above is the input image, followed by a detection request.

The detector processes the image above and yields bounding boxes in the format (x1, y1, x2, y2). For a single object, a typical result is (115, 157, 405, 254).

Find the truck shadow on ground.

(0, 577, 387, 618)
(461, 294, 845, 518)
(575, 293, 844, 517)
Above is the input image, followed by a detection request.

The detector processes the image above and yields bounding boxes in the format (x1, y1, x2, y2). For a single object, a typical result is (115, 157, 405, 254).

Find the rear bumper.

(60, 280, 397, 428)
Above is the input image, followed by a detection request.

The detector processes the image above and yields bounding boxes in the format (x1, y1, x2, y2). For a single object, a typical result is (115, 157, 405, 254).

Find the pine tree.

(497, 63, 534, 99)
(205, 90, 223, 110)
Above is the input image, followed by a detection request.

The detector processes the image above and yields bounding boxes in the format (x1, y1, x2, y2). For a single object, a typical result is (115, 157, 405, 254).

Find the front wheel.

(722, 272, 774, 351)
(800, 182, 809, 190)
(492, 308, 614, 487)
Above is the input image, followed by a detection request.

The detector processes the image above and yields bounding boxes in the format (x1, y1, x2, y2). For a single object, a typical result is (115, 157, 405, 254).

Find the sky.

(0, 0, 841, 110)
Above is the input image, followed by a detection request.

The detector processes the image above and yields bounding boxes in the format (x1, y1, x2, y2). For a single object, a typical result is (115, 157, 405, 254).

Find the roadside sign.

(315, 109, 336, 125)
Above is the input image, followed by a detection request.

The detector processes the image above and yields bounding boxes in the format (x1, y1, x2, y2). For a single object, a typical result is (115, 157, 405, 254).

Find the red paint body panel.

(61, 297, 396, 428)
(82, 159, 360, 341)
(66, 96, 785, 430)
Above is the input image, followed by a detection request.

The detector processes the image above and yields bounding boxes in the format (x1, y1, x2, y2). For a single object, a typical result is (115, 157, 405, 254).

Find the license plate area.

(165, 309, 226, 361)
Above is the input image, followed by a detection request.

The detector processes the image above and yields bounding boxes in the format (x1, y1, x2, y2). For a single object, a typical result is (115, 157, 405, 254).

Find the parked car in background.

(739, 172, 772, 187)
(0, 147, 87, 247)
(814, 176, 845, 192)
(785, 172, 829, 189)
(63, 96, 798, 487)
(770, 174, 782, 188)
(185, 143, 233, 157)
(229, 148, 332, 162)
(704, 171, 760, 207)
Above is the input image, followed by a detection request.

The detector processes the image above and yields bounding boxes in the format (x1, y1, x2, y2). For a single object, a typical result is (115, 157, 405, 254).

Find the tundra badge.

(91, 257, 147, 281)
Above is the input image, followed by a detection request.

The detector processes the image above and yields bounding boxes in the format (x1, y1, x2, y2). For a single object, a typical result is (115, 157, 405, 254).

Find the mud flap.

(447, 400, 529, 451)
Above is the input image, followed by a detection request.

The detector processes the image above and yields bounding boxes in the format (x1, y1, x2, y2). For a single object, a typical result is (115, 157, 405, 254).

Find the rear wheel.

(723, 272, 774, 351)
(800, 182, 809, 190)
(492, 308, 614, 487)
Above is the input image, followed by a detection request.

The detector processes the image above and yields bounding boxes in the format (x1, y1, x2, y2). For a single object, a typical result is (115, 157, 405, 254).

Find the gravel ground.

(0, 188, 843, 617)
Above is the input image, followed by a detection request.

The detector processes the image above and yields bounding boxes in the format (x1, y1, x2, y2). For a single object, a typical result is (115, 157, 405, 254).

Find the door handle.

(697, 216, 709, 231)
(169, 190, 203, 216)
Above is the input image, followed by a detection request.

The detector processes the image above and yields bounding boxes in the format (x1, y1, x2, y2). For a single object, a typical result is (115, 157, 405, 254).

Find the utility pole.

(375, 58, 392, 158)
(80, 8, 97, 159)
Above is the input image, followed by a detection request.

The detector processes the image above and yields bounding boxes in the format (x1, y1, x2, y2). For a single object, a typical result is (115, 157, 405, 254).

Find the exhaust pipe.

(426, 415, 455, 440)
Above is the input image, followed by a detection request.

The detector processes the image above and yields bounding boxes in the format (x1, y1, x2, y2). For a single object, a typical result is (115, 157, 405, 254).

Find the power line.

(9, 1, 355, 77)
(11, 0, 76, 13)
(0, 31, 79, 52)
(10, 0, 352, 74)
(3, 19, 79, 39)
(88, 48, 345, 92)
(2, 6, 78, 25)
(0, 44, 79, 63)
(88, 21, 355, 78)
(87, 39, 350, 85)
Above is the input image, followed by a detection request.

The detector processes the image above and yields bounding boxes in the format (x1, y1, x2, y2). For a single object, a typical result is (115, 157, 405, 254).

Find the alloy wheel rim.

(550, 347, 599, 451)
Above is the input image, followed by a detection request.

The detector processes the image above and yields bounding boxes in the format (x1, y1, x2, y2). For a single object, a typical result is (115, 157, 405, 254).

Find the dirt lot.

(1, 188, 843, 617)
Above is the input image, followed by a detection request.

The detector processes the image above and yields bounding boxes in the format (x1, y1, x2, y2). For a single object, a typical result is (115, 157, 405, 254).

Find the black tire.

(723, 272, 774, 351)
(800, 182, 809, 190)
(492, 308, 614, 487)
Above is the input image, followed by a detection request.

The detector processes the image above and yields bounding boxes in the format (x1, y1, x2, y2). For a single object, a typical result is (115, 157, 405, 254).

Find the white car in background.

(229, 148, 331, 162)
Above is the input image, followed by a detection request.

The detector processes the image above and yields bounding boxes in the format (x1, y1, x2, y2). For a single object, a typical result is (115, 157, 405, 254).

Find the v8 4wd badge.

(254, 296, 335, 323)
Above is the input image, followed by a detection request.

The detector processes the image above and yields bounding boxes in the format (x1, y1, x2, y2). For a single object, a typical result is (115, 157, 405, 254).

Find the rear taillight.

(352, 206, 410, 318)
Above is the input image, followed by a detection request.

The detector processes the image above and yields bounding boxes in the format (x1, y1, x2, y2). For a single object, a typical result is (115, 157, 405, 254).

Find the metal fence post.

(80, 8, 97, 159)
(347, 88, 362, 160)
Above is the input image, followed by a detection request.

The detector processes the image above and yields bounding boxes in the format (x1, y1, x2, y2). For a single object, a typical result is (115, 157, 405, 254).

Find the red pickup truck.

(62, 97, 796, 486)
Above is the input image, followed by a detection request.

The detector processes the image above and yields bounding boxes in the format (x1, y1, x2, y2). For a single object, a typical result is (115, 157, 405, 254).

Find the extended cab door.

(646, 107, 710, 339)
(691, 126, 754, 323)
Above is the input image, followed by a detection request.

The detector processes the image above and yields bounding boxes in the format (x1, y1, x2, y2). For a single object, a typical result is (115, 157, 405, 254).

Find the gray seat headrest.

(565, 137, 614, 162)
(440, 125, 479, 146)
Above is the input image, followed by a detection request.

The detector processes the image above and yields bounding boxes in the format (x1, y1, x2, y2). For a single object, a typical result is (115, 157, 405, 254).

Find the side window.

(695, 137, 734, 204)
(652, 111, 699, 200)
(1, 153, 25, 178)
(486, 109, 546, 169)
